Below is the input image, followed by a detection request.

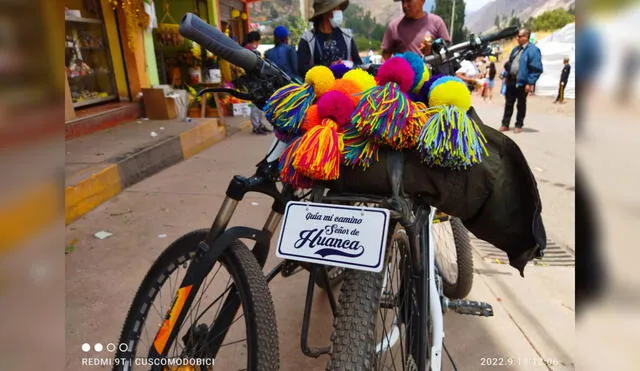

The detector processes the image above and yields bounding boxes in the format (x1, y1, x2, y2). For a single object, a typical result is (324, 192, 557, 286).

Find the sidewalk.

(65, 115, 250, 224)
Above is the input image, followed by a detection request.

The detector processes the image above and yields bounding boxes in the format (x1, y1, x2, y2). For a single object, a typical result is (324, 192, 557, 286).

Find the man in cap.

(265, 25, 300, 81)
(298, 0, 363, 77)
(382, 0, 451, 60)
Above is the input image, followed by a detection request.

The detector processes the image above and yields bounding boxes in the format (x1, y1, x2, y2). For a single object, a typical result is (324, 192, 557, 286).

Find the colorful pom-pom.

(329, 63, 351, 79)
(302, 104, 321, 131)
(351, 82, 413, 145)
(417, 105, 488, 169)
(343, 68, 377, 92)
(264, 83, 314, 133)
(420, 73, 446, 102)
(292, 118, 344, 180)
(331, 79, 363, 106)
(375, 57, 415, 93)
(279, 136, 316, 189)
(342, 124, 380, 169)
(413, 67, 431, 94)
(390, 101, 429, 150)
(399, 52, 425, 92)
(317, 90, 355, 125)
(305, 65, 335, 96)
(428, 76, 472, 111)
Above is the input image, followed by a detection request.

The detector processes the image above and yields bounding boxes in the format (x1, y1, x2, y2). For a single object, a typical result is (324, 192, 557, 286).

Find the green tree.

(344, 3, 387, 49)
(284, 15, 309, 47)
(433, 0, 468, 43)
(529, 8, 574, 31)
(494, 15, 500, 28)
(509, 16, 521, 27)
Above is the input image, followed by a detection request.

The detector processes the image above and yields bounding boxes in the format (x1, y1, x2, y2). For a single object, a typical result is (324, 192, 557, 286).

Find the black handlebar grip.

(480, 26, 519, 44)
(179, 13, 259, 73)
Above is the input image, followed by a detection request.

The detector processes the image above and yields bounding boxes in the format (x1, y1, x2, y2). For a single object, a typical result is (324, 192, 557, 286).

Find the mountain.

(464, 0, 575, 34)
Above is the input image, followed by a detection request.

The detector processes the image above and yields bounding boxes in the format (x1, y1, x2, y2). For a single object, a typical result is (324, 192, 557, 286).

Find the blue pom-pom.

(420, 74, 446, 103)
(400, 52, 425, 91)
(329, 63, 351, 79)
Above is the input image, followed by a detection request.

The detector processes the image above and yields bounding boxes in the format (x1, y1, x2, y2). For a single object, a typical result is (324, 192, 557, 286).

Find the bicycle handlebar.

(424, 26, 518, 64)
(179, 13, 260, 73)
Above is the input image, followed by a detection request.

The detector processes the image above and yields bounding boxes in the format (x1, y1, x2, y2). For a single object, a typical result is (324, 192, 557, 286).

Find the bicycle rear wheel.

(327, 226, 424, 371)
(433, 215, 474, 299)
(114, 230, 278, 371)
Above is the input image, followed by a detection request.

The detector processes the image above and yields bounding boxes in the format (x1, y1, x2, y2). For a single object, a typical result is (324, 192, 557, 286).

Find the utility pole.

(450, 0, 456, 41)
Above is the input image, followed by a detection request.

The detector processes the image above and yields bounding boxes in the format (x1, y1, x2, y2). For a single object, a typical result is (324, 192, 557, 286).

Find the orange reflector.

(153, 285, 193, 354)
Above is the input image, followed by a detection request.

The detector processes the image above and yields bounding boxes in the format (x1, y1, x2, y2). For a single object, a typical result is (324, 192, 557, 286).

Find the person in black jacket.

(554, 57, 571, 104)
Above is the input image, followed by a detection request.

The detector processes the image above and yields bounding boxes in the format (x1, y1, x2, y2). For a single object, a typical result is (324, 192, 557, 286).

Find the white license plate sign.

(276, 201, 390, 272)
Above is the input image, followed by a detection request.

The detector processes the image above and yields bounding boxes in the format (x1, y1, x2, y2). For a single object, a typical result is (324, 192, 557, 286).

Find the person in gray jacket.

(297, 0, 363, 77)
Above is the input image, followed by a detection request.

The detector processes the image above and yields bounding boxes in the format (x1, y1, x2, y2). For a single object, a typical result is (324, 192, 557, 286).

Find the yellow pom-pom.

(343, 68, 377, 92)
(305, 66, 335, 96)
(412, 68, 431, 94)
(428, 79, 471, 111)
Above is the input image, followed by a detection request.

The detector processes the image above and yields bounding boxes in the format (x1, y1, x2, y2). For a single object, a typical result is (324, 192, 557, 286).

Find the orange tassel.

(292, 118, 344, 180)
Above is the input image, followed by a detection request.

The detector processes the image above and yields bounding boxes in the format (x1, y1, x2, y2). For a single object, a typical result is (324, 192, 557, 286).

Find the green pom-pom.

(417, 105, 488, 169)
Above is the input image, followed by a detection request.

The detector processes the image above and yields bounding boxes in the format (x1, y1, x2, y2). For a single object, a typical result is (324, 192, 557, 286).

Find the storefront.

(64, 0, 127, 110)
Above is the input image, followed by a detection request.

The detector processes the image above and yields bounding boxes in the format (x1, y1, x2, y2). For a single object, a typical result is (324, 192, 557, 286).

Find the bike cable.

(443, 341, 459, 371)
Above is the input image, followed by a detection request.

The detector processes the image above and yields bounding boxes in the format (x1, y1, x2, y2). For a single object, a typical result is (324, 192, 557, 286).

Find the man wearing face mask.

(298, 0, 363, 77)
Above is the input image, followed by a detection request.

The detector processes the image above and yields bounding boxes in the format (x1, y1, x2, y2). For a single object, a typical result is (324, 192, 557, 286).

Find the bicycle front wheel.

(327, 226, 424, 371)
(114, 230, 278, 371)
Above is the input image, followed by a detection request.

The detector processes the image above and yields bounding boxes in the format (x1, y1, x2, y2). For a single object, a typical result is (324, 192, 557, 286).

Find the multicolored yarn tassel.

(278, 136, 315, 189)
(263, 83, 314, 133)
(351, 82, 413, 145)
(342, 124, 380, 170)
(292, 118, 344, 180)
(417, 105, 489, 169)
(390, 101, 430, 150)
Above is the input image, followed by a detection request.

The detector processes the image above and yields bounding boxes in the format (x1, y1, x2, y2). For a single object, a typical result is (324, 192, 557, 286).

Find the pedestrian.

(455, 57, 482, 93)
(499, 28, 543, 133)
(265, 25, 300, 81)
(297, 0, 363, 77)
(381, 0, 450, 60)
(554, 57, 571, 104)
(484, 62, 497, 102)
(242, 31, 272, 135)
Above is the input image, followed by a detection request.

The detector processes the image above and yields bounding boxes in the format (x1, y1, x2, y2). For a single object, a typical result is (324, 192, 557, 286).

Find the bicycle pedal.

(447, 299, 494, 317)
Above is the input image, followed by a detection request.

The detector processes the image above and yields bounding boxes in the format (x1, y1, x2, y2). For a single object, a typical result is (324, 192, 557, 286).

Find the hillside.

(249, 0, 407, 25)
(464, 0, 575, 34)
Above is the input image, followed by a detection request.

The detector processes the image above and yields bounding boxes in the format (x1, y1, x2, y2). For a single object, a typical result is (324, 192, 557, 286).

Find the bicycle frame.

(146, 157, 448, 370)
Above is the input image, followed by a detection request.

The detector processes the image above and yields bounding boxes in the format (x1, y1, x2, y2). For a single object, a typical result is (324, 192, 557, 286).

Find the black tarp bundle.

(329, 108, 547, 276)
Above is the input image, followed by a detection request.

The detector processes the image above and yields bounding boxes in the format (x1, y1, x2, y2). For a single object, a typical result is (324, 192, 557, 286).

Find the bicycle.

(113, 14, 545, 371)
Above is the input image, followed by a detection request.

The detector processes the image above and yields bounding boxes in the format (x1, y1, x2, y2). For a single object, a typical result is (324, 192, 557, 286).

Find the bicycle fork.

(146, 174, 286, 363)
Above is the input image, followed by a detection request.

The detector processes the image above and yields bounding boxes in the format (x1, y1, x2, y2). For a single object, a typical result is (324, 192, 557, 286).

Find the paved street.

(66, 94, 575, 370)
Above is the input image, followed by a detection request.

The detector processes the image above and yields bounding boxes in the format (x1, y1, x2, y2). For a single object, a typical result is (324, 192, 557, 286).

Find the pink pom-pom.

(375, 57, 415, 93)
(317, 90, 355, 126)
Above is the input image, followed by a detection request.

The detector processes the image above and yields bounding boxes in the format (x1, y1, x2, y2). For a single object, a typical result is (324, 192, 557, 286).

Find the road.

(66, 94, 575, 370)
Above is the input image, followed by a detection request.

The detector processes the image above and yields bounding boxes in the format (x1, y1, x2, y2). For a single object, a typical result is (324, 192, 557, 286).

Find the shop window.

(65, 2, 118, 108)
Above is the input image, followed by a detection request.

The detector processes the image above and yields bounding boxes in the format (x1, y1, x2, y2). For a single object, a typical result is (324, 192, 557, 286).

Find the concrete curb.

(65, 119, 226, 225)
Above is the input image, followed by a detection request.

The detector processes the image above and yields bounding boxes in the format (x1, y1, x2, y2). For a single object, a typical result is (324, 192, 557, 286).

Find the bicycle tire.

(314, 266, 346, 291)
(327, 227, 424, 371)
(434, 217, 474, 299)
(114, 229, 279, 371)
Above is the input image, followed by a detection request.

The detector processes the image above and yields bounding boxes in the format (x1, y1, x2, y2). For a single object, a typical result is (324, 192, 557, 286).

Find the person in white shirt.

(456, 59, 482, 92)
